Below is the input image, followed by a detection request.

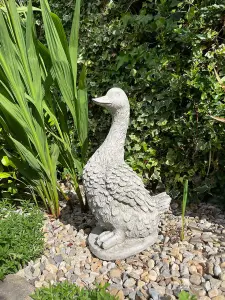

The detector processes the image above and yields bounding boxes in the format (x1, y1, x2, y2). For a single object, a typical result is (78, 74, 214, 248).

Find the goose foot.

(97, 229, 125, 250)
(96, 231, 113, 247)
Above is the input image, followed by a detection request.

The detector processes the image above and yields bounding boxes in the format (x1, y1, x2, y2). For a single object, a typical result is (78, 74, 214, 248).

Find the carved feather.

(106, 163, 156, 213)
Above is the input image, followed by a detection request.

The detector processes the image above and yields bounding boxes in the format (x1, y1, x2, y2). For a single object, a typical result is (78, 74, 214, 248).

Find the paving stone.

(0, 274, 35, 300)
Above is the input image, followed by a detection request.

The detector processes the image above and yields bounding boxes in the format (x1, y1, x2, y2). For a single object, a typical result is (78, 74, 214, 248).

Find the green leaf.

(37, 41, 52, 74)
(26, 0, 43, 113)
(186, 6, 195, 21)
(0, 172, 11, 179)
(178, 290, 197, 300)
(0, 94, 32, 146)
(69, 0, 81, 97)
(0, 6, 41, 13)
(0, 95, 27, 130)
(10, 137, 48, 178)
(50, 12, 70, 61)
(0, 10, 25, 102)
(50, 143, 59, 169)
(116, 55, 129, 70)
(1, 156, 16, 168)
(40, 0, 77, 126)
(77, 64, 88, 160)
(7, 0, 30, 90)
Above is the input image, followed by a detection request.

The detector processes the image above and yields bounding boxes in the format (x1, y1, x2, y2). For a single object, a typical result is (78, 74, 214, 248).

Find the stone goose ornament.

(83, 87, 171, 260)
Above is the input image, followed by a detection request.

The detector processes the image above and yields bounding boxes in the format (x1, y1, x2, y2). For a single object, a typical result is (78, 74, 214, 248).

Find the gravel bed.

(16, 190, 225, 300)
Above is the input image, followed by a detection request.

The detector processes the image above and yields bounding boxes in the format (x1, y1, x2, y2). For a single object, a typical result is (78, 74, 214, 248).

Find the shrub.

(0, 201, 44, 280)
(77, 0, 225, 204)
(30, 282, 118, 300)
(79, 0, 225, 205)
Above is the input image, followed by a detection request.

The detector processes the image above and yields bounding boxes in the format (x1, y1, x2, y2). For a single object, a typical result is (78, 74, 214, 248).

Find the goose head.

(92, 87, 129, 114)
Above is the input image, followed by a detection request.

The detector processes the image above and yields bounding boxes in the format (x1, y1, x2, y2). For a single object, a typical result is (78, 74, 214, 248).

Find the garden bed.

(15, 191, 225, 300)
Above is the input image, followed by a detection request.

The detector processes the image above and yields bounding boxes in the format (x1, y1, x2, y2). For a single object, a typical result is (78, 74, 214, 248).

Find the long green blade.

(26, 0, 43, 113)
(40, 0, 77, 126)
(10, 137, 47, 177)
(50, 12, 70, 61)
(6, 0, 31, 95)
(77, 64, 88, 160)
(0, 6, 41, 13)
(0, 10, 24, 102)
(0, 95, 29, 134)
(69, 0, 81, 98)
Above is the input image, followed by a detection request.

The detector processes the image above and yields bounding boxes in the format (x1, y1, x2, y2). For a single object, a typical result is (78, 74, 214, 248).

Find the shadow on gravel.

(170, 200, 225, 228)
(59, 191, 95, 234)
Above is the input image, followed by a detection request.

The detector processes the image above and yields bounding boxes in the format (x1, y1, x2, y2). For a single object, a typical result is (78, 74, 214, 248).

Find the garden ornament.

(83, 87, 171, 260)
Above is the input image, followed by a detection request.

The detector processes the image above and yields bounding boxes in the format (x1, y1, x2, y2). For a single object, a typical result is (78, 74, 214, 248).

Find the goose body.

(83, 88, 171, 256)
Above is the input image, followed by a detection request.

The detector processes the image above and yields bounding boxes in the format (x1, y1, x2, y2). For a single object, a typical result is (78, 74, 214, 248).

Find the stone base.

(88, 226, 158, 261)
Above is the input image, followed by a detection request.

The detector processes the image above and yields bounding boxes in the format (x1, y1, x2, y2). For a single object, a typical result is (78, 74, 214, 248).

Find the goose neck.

(101, 108, 130, 162)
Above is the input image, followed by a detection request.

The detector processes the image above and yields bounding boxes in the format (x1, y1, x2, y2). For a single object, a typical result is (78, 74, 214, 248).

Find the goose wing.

(106, 163, 156, 212)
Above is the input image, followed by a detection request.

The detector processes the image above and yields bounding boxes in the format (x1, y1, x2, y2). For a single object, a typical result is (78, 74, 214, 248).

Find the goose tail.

(152, 192, 171, 214)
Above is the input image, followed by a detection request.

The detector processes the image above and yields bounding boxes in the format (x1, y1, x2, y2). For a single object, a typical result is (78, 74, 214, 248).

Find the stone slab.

(0, 274, 34, 300)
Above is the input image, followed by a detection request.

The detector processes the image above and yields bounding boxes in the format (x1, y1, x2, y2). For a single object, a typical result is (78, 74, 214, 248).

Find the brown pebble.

(109, 268, 122, 278)
(116, 290, 125, 300)
(208, 289, 219, 298)
(212, 296, 225, 300)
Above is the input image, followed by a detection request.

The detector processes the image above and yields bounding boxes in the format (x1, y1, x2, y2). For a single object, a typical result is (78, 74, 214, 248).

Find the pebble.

(15, 196, 225, 299)
(116, 290, 124, 300)
(189, 265, 197, 274)
(110, 268, 122, 278)
(148, 259, 155, 270)
(190, 274, 202, 285)
(204, 281, 211, 291)
(45, 264, 58, 274)
(123, 278, 136, 288)
(214, 265, 222, 277)
(149, 288, 160, 300)
(206, 262, 214, 276)
(213, 296, 225, 300)
(149, 270, 157, 281)
(208, 288, 219, 298)
(190, 285, 206, 297)
(137, 280, 145, 289)
(210, 277, 222, 289)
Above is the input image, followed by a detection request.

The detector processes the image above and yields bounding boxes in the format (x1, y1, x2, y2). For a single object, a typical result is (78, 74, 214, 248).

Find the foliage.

(39, 0, 88, 210)
(0, 130, 17, 199)
(210, 69, 225, 123)
(0, 128, 30, 202)
(0, 154, 21, 201)
(0, 0, 61, 216)
(181, 179, 188, 241)
(0, 200, 44, 280)
(178, 290, 197, 300)
(76, 0, 225, 205)
(0, 0, 88, 215)
(30, 281, 118, 300)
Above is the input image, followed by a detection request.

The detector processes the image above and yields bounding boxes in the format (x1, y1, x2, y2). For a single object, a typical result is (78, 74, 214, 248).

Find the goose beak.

(92, 96, 111, 105)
